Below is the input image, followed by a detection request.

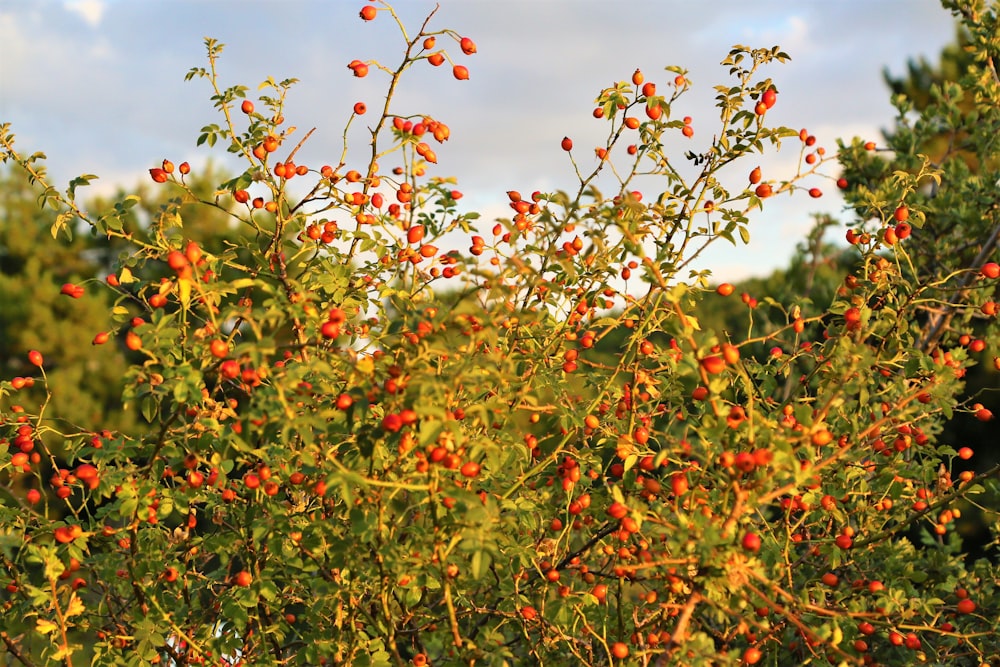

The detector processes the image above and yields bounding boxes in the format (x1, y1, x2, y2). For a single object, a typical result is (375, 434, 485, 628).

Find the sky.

(0, 0, 958, 282)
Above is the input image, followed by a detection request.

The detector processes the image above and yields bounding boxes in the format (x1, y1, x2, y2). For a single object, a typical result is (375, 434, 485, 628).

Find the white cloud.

(64, 0, 107, 28)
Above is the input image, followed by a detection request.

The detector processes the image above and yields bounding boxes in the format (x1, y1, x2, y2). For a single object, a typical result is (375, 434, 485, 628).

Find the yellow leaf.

(355, 355, 375, 376)
(65, 592, 84, 618)
(118, 267, 136, 284)
(36, 618, 58, 635)
(52, 644, 76, 661)
(178, 277, 192, 309)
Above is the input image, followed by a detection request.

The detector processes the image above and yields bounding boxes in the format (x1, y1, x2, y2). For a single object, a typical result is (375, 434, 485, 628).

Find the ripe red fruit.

(956, 598, 976, 614)
(611, 642, 629, 659)
(670, 472, 689, 496)
(209, 339, 229, 359)
(427, 52, 445, 67)
(607, 502, 628, 520)
(349, 61, 369, 78)
(241, 99, 254, 115)
(382, 413, 403, 432)
(716, 283, 734, 296)
(353, 101, 367, 115)
(219, 359, 240, 379)
(837, 177, 849, 189)
(167, 250, 189, 271)
(681, 125, 694, 138)
(407, 225, 425, 244)
(460, 461, 480, 478)
(92, 332, 109, 345)
(893, 205, 909, 222)
(184, 241, 202, 265)
(980, 262, 1000, 279)
(561, 137, 573, 152)
(336, 393, 354, 410)
(460, 37, 477, 55)
(743, 647, 762, 665)
(187, 470, 204, 488)
(54, 525, 80, 544)
(28, 350, 43, 367)
(835, 533, 853, 549)
(754, 183, 773, 198)
(452, 65, 470, 80)
(233, 570, 252, 587)
(60, 283, 85, 298)
(808, 187, 823, 198)
(359, 5, 377, 20)
(149, 168, 168, 183)
(700, 355, 726, 375)
(762, 88, 777, 109)
(722, 344, 740, 365)
(749, 166, 762, 184)
(741, 532, 761, 553)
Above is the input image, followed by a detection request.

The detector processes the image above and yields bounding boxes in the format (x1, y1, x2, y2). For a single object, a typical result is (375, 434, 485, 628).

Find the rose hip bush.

(2, 1, 1000, 665)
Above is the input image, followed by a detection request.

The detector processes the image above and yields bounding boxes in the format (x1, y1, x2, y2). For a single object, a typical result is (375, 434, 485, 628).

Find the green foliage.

(1, 2, 999, 666)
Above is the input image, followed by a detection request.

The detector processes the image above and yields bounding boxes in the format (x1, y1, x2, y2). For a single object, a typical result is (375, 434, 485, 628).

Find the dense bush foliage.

(1, 1, 999, 665)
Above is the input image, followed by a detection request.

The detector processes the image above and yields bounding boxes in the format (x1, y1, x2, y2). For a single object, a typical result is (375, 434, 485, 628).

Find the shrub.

(1, 1, 998, 665)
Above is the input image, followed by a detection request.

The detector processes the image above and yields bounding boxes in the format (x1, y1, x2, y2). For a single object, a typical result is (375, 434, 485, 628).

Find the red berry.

(460, 37, 477, 55)
(742, 532, 761, 553)
(28, 350, 43, 367)
(957, 598, 976, 614)
(166, 250, 189, 271)
(561, 137, 573, 152)
(359, 5, 377, 20)
(452, 65, 470, 80)
(762, 88, 777, 109)
(700, 355, 726, 375)
(607, 502, 628, 520)
(241, 99, 254, 115)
